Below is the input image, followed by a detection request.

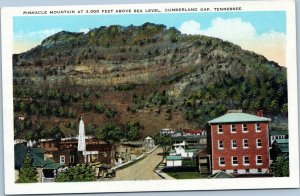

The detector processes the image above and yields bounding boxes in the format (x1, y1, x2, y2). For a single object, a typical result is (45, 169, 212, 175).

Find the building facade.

(208, 112, 271, 175)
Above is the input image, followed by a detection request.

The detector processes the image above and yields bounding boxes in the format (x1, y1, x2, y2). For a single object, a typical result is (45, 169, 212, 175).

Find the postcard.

(1, 0, 299, 194)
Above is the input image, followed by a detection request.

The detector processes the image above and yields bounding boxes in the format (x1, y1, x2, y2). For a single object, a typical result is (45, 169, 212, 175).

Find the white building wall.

(173, 160, 182, 166)
(213, 168, 269, 174)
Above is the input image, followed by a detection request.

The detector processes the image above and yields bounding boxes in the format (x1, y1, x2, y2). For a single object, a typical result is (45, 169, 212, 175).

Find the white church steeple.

(77, 116, 86, 152)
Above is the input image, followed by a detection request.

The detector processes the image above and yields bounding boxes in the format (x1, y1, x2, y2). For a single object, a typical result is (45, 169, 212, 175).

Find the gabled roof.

(274, 139, 289, 153)
(15, 144, 62, 169)
(43, 161, 64, 170)
(183, 130, 202, 134)
(30, 147, 46, 154)
(144, 136, 153, 140)
(208, 113, 271, 124)
(275, 139, 289, 144)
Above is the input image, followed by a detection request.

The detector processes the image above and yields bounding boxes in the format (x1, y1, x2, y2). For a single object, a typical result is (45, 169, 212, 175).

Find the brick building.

(208, 111, 271, 175)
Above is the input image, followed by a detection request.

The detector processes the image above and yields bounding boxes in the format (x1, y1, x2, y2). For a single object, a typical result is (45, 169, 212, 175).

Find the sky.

(13, 11, 286, 66)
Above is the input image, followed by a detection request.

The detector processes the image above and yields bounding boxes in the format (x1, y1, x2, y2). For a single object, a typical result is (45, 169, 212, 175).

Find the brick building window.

(256, 139, 262, 148)
(256, 155, 263, 165)
(231, 140, 237, 149)
(218, 140, 224, 149)
(256, 123, 261, 132)
(60, 155, 65, 164)
(245, 169, 250, 173)
(242, 124, 248, 132)
(230, 124, 236, 133)
(243, 139, 249, 148)
(243, 156, 249, 165)
(219, 157, 225, 166)
(232, 156, 238, 166)
(218, 125, 223, 134)
(233, 169, 238, 174)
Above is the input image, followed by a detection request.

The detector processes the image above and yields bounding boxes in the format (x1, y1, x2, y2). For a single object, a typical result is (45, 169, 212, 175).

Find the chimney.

(256, 110, 263, 117)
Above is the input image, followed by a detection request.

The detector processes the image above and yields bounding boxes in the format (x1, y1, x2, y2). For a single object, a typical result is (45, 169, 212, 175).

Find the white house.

(269, 130, 288, 146)
(166, 156, 182, 167)
(144, 136, 155, 152)
(160, 128, 175, 135)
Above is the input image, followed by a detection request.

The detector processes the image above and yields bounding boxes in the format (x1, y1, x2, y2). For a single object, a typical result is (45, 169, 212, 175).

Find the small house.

(166, 156, 182, 167)
(269, 130, 288, 146)
(144, 136, 155, 152)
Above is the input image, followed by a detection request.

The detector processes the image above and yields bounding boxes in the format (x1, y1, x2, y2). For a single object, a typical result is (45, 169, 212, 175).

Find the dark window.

(218, 140, 224, 149)
(244, 156, 249, 164)
(257, 139, 262, 148)
(219, 157, 225, 165)
(243, 139, 249, 148)
(243, 124, 248, 132)
(218, 125, 223, 133)
(232, 156, 238, 165)
(232, 140, 237, 148)
(231, 124, 236, 132)
(256, 123, 261, 132)
(256, 155, 262, 164)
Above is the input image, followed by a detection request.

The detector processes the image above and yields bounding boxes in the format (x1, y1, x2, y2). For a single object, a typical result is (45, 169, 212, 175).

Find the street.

(113, 147, 163, 180)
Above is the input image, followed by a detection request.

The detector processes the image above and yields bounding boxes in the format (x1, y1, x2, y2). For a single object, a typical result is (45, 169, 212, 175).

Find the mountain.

(13, 23, 288, 140)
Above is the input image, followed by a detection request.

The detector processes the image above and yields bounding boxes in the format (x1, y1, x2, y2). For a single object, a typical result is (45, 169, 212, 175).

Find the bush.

(83, 102, 92, 112)
(94, 102, 105, 113)
(55, 164, 95, 182)
(83, 89, 90, 98)
(105, 108, 117, 119)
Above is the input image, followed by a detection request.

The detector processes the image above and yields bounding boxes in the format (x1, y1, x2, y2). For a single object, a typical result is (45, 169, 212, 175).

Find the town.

(14, 109, 289, 182)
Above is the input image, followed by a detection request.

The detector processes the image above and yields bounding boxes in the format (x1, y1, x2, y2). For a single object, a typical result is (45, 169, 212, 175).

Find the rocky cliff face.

(13, 23, 287, 137)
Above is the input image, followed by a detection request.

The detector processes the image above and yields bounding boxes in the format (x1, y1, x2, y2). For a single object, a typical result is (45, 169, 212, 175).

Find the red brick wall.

(211, 122, 269, 171)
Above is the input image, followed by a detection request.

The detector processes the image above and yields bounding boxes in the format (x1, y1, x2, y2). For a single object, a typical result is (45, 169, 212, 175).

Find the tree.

(96, 123, 123, 143)
(105, 108, 117, 119)
(83, 89, 90, 98)
(154, 134, 173, 156)
(125, 121, 141, 141)
(86, 123, 96, 135)
(96, 123, 124, 163)
(16, 153, 38, 183)
(54, 164, 95, 182)
(83, 102, 92, 112)
(94, 102, 105, 113)
(271, 155, 289, 177)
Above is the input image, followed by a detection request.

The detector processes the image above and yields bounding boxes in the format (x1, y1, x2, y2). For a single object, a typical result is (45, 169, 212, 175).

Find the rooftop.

(270, 131, 288, 136)
(208, 113, 271, 124)
(166, 156, 182, 160)
(275, 139, 289, 144)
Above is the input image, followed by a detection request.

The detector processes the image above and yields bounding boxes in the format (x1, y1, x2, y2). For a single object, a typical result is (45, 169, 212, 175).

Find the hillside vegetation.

(13, 23, 288, 140)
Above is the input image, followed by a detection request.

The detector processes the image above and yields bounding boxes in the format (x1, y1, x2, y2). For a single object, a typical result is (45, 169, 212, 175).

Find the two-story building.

(208, 111, 271, 175)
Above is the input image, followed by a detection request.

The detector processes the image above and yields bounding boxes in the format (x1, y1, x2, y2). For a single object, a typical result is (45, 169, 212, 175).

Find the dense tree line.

(54, 164, 95, 182)
(183, 70, 287, 125)
(14, 119, 65, 141)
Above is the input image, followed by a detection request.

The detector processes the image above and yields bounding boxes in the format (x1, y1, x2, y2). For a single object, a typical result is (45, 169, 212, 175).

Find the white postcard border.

(1, 0, 299, 194)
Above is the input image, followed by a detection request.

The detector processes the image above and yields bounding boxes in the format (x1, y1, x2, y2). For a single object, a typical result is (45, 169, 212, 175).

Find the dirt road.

(113, 147, 163, 180)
